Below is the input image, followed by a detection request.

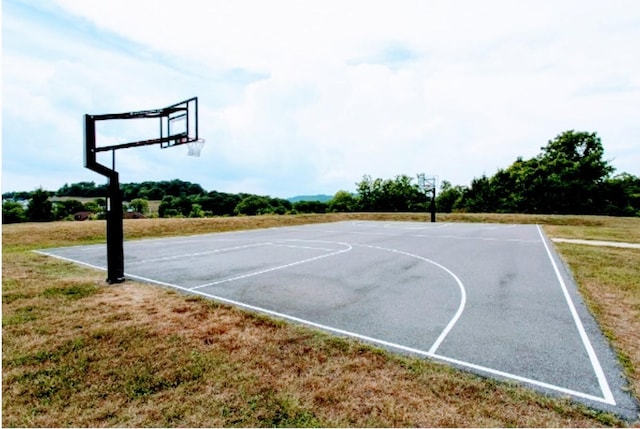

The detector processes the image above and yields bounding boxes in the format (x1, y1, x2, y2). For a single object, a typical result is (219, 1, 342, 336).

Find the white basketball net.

(186, 138, 205, 157)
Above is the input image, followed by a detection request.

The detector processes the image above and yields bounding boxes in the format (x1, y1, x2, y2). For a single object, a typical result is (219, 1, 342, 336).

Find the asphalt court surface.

(38, 221, 638, 418)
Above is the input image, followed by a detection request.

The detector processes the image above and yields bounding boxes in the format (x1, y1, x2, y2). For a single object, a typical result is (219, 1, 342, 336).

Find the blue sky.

(3, 0, 640, 198)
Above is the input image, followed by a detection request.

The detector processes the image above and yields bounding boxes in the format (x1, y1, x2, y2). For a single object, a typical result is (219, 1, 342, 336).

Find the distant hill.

(287, 194, 333, 203)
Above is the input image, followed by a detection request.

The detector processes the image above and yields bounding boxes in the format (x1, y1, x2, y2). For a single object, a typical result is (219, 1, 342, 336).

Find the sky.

(2, 0, 640, 198)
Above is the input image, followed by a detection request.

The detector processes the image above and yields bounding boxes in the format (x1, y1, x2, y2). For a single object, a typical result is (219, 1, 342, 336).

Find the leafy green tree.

(198, 191, 242, 216)
(129, 198, 149, 214)
(53, 199, 86, 220)
(234, 195, 272, 216)
(158, 195, 191, 217)
(327, 190, 356, 212)
(146, 186, 165, 200)
(601, 173, 640, 216)
(268, 197, 293, 214)
(189, 203, 205, 218)
(457, 175, 495, 213)
(293, 200, 328, 213)
(27, 188, 53, 222)
(453, 130, 618, 215)
(83, 200, 103, 214)
(355, 175, 379, 211)
(2, 201, 27, 224)
(536, 130, 614, 214)
(2, 191, 31, 200)
(435, 181, 465, 213)
(57, 181, 106, 197)
(355, 174, 425, 212)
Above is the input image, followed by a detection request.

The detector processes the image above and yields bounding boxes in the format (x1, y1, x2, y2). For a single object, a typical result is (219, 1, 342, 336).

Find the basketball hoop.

(186, 138, 205, 157)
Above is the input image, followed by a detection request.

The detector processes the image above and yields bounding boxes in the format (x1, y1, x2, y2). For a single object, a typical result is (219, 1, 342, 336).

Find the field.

(3, 213, 639, 427)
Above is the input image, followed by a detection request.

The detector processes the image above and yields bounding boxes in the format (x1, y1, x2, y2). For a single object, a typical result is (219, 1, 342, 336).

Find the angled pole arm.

(84, 115, 125, 284)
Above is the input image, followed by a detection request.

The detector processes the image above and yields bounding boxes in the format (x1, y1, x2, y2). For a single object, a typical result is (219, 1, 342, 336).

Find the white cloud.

(3, 0, 640, 197)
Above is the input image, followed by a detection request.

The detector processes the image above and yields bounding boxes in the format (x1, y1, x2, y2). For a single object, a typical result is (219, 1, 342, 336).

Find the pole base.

(107, 276, 126, 284)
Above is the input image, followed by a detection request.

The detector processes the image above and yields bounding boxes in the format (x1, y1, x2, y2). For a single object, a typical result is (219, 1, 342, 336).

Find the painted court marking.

(35, 221, 638, 416)
(537, 226, 615, 405)
(190, 241, 352, 289)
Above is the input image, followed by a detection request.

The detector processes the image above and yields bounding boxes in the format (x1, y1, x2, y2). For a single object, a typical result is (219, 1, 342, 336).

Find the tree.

(199, 191, 242, 216)
(355, 174, 425, 212)
(601, 173, 640, 216)
(2, 201, 26, 224)
(53, 199, 86, 220)
(435, 181, 465, 213)
(268, 197, 293, 214)
(293, 200, 328, 213)
(355, 175, 378, 211)
(189, 203, 205, 218)
(26, 188, 53, 222)
(234, 195, 272, 216)
(158, 195, 192, 217)
(129, 198, 149, 214)
(536, 130, 614, 214)
(327, 190, 356, 212)
(83, 200, 103, 214)
(57, 181, 106, 197)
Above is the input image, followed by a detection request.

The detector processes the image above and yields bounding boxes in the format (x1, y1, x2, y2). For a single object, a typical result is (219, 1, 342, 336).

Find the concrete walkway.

(551, 238, 640, 249)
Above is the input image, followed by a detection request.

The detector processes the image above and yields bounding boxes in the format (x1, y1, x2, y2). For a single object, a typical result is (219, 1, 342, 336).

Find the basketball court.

(37, 220, 638, 419)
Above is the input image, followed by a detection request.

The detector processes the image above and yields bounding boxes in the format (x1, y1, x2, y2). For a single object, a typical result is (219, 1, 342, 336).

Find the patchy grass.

(544, 216, 640, 243)
(3, 213, 639, 427)
(553, 244, 640, 401)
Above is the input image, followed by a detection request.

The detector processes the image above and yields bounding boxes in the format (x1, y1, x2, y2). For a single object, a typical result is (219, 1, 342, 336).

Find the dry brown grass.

(555, 244, 640, 401)
(3, 213, 638, 427)
(544, 216, 640, 243)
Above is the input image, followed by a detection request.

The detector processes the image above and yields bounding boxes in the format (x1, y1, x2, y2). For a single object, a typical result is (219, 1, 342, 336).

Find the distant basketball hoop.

(186, 138, 205, 157)
(417, 173, 437, 223)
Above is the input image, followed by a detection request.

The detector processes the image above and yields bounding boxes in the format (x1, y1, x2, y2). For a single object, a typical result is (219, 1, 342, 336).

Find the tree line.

(3, 130, 639, 224)
(435, 130, 639, 216)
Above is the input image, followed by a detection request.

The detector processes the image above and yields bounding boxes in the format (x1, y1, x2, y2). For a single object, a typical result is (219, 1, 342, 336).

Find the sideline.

(539, 227, 615, 405)
(551, 238, 640, 249)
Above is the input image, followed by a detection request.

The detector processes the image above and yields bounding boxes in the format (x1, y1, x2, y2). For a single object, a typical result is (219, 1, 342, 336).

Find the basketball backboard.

(160, 97, 199, 149)
(83, 96, 200, 283)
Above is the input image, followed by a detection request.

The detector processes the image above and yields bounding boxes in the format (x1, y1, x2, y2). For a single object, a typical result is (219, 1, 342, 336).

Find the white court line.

(34, 250, 107, 272)
(127, 242, 272, 265)
(353, 243, 466, 354)
(537, 225, 616, 405)
(474, 224, 517, 230)
(383, 222, 450, 230)
(189, 242, 353, 290)
(115, 269, 616, 406)
(270, 243, 338, 252)
(413, 234, 538, 243)
(289, 227, 539, 244)
(430, 352, 614, 405)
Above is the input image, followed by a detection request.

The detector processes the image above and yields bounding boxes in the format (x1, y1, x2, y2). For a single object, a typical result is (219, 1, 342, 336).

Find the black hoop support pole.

(430, 187, 436, 223)
(84, 114, 125, 283)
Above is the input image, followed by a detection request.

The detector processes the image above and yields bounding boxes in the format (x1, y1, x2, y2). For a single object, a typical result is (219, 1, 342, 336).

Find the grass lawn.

(3, 213, 639, 427)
